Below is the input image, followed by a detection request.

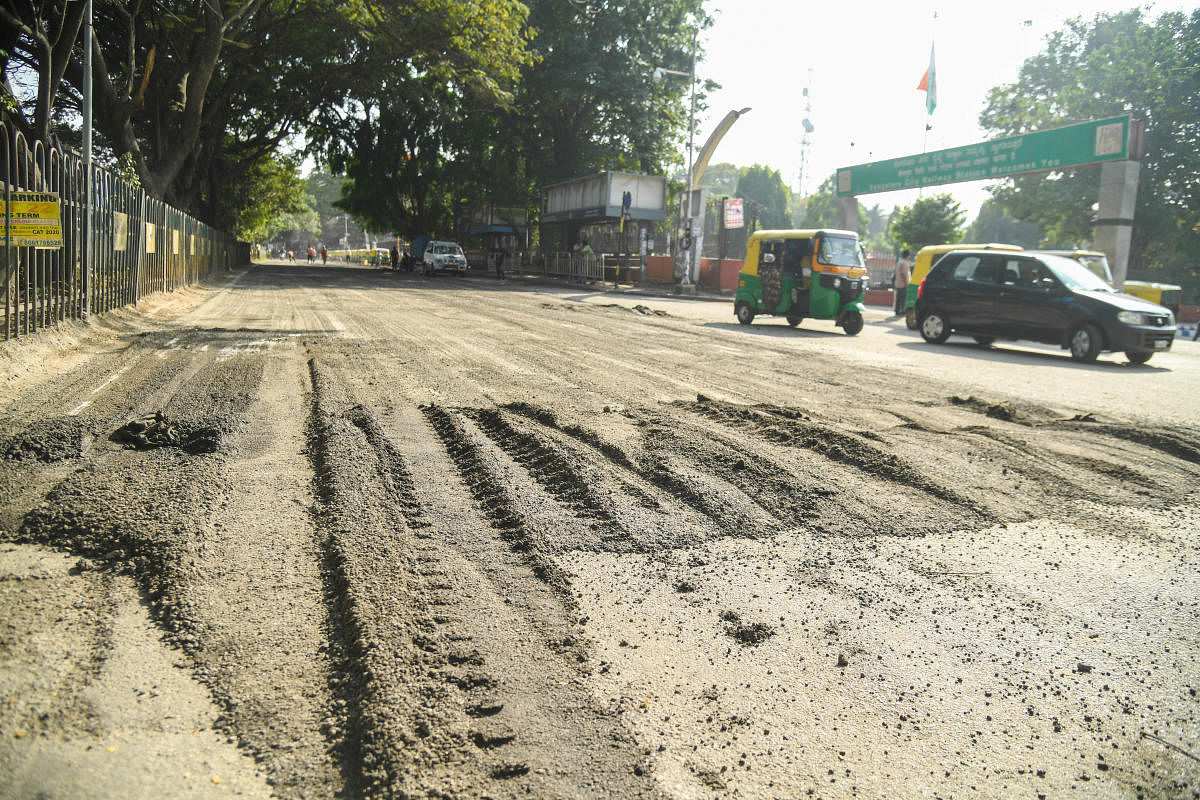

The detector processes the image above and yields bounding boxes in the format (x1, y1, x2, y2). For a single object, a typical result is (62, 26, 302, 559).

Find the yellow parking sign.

(1, 191, 63, 249)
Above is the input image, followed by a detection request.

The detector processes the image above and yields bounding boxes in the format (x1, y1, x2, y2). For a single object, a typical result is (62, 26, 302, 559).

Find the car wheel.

(735, 302, 755, 326)
(786, 315, 802, 327)
(1125, 350, 1153, 365)
(919, 310, 950, 344)
(1069, 323, 1103, 362)
(973, 336, 995, 347)
(840, 310, 864, 336)
(905, 307, 918, 330)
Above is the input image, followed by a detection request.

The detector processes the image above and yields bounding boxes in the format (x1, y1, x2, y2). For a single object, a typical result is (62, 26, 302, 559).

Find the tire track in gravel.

(679, 396, 979, 510)
(6, 343, 348, 796)
(944, 393, 1200, 466)
(421, 404, 578, 590)
(465, 406, 620, 525)
(306, 358, 658, 798)
(500, 401, 773, 539)
(385, 404, 661, 797)
(306, 355, 432, 799)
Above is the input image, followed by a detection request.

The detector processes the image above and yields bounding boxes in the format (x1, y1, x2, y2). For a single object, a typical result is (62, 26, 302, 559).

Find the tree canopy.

(888, 194, 965, 253)
(5, 0, 705, 235)
(979, 8, 1200, 277)
(963, 199, 1041, 249)
(735, 165, 789, 231)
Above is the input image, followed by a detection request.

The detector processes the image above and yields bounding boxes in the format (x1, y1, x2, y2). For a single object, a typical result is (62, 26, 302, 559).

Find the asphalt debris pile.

(113, 412, 222, 454)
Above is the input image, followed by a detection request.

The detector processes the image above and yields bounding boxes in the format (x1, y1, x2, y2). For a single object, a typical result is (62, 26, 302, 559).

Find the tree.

(0, 0, 87, 145)
(964, 199, 1041, 248)
(737, 165, 789, 230)
(311, 2, 533, 238)
(888, 194, 965, 252)
(3, 0, 535, 229)
(979, 9, 1200, 275)
(230, 154, 307, 242)
(701, 163, 743, 196)
(515, 0, 712, 185)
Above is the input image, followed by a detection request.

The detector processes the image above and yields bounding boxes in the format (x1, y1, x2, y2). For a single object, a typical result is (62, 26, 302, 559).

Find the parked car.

(914, 250, 1176, 364)
(422, 241, 468, 275)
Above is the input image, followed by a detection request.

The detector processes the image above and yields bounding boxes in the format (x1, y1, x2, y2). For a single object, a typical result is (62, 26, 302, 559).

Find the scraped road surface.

(2, 262, 1198, 799)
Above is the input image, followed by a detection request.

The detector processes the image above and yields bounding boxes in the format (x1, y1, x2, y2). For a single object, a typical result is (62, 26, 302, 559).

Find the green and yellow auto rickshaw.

(734, 229, 868, 335)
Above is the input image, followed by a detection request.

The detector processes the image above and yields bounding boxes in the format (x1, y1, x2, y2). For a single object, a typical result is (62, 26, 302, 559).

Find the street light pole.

(685, 31, 697, 286)
(652, 32, 698, 287)
(82, 0, 93, 319)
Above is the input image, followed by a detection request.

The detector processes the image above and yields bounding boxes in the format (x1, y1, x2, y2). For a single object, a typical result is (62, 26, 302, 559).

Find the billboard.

(1, 191, 63, 249)
(724, 198, 744, 229)
(542, 171, 667, 223)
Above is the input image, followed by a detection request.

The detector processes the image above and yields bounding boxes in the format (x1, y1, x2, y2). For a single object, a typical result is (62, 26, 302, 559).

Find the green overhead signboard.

(836, 115, 1130, 196)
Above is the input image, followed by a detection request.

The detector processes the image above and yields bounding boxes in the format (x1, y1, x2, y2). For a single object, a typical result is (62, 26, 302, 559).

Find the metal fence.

(536, 252, 643, 283)
(2, 121, 243, 341)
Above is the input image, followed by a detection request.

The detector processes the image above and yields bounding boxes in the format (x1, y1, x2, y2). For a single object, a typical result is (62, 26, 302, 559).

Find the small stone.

(836, 653, 849, 668)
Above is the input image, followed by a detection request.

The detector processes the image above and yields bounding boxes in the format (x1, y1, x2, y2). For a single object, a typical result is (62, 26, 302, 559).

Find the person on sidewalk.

(893, 249, 912, 316)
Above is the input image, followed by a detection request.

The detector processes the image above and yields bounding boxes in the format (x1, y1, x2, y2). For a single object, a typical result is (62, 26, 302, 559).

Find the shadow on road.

(893, 339, 1168, 372)
(700, 321, 853, 339)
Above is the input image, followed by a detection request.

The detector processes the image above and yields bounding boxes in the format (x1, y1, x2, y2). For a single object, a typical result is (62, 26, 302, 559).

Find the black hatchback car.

(914, 250, 1176, 363)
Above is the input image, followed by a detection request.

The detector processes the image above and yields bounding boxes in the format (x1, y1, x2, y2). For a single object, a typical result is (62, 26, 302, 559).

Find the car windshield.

(816, 235, 863, 267)
(1074, 254, 1112, 283)
(1041, 254, 1114, 292)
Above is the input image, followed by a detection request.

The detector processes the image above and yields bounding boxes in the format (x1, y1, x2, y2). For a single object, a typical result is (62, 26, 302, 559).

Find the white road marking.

(92, 364, 132, 394)
(68, 400, 92, 416)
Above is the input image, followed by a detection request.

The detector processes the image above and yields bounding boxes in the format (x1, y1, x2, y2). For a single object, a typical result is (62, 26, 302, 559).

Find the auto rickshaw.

(735, 229, 868, 335)
(904, 242, 1023, 329)
(1123, 281, 1183, 316)
(1039, 249, 1182, 316)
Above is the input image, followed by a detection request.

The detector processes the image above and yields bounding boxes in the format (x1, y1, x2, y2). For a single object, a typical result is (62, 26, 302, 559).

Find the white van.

(422, 241, 468, 276)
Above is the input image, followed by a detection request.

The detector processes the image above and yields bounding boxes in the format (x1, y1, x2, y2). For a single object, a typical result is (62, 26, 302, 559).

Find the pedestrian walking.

(307, 245, 316, 263)
(894, 249, 912, 316)
(320, 244, 328, 265)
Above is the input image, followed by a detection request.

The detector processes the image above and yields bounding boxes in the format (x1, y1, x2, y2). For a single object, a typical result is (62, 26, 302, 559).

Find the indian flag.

(916, 43, 937, 115)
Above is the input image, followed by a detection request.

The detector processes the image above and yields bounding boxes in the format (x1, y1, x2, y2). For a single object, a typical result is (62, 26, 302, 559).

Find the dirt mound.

(1, 417, 96, 462)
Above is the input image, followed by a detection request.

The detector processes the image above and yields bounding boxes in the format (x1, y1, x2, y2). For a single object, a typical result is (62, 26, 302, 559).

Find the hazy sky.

(693, 0, 1193, 219)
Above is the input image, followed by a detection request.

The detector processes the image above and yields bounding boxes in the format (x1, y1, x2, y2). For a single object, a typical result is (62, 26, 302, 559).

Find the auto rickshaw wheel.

(905, 307, 918, 330)
(840, 310, 864, 336)
(786, 315, 802, 327)
(919, 311, 951, 344)
(735, 302, 755, 326)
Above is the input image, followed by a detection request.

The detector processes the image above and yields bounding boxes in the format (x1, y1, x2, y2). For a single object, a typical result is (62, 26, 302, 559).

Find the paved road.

(1, 261, 1197, 799)
(556, 278, 1200, 425)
